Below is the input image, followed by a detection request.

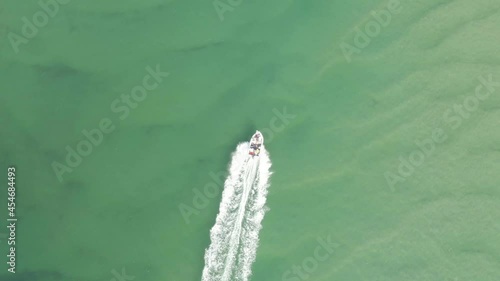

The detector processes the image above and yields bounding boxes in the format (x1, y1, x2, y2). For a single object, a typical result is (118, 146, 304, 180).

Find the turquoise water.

(1, 0, 500, 280)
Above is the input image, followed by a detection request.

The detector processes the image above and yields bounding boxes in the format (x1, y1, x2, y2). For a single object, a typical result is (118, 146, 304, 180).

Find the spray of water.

(201, 142, 272, 281)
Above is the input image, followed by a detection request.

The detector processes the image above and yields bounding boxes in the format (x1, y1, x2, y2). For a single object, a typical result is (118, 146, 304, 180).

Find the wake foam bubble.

(201, 142, 272, 281)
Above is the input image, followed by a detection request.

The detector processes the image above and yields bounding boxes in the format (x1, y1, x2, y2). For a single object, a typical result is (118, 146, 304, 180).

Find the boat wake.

(201, 141, 272, 281)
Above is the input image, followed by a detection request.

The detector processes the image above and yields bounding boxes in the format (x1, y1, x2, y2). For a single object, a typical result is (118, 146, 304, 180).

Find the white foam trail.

(201, 142, 272, 281)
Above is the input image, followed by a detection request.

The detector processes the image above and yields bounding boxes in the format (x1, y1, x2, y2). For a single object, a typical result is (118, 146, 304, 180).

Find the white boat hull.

(248, 130, 264, 156)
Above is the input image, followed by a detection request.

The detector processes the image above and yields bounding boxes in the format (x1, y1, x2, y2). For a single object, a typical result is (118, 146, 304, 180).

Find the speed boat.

(249, 130, 264, 156)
